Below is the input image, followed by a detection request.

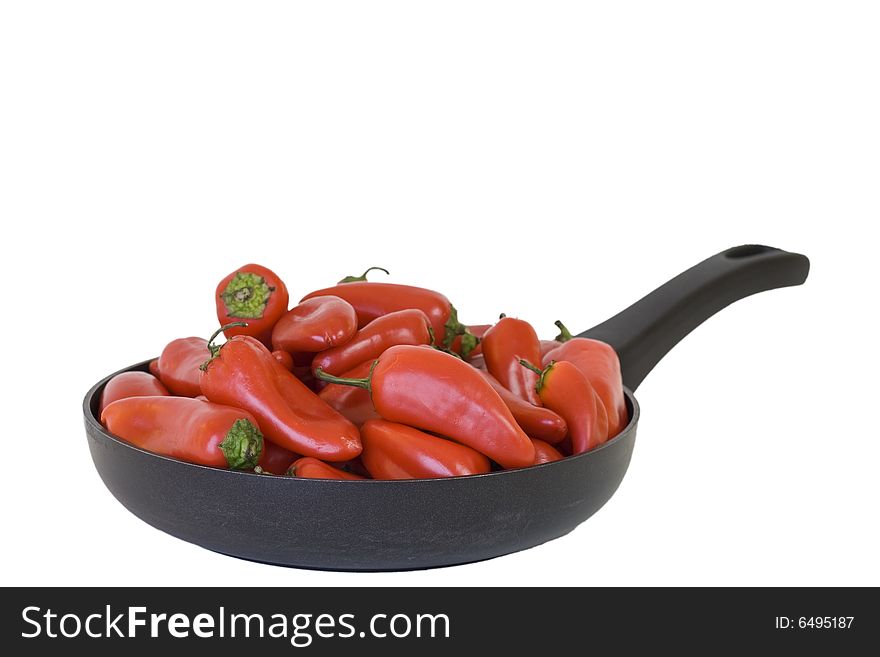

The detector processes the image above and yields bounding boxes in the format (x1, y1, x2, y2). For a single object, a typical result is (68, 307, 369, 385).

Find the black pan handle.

(579, 245, 810, 391)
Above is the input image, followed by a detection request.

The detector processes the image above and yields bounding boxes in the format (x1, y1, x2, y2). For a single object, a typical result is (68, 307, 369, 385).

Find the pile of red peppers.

(99, 265, 628, 480)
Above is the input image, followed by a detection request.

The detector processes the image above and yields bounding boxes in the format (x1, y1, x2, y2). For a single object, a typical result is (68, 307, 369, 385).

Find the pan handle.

(579, 245, 810, 391)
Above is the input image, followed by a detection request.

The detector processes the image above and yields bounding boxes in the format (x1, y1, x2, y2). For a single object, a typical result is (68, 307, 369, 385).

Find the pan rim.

(84, 358, 640, 484)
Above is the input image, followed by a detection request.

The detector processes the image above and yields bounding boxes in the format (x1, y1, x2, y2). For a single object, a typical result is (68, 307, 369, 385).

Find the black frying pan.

(83, 245, 809, 571)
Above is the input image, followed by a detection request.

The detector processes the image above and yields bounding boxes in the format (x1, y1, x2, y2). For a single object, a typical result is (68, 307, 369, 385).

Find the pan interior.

(84, 359, 640, 483)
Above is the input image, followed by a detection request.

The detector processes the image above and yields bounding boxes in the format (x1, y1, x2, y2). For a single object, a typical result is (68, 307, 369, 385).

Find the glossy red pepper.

(285, 456, 365, 480)
(148, 359, 161, 378)
(318, 360, 380, 427)
(482, 316, 543, 405)
(200, 327, 361, 461)
(361, 419, 490, 479)
(99, 371, 169, 413)
(448, 323, 490, 360)
(311, 309, 433, 376)
(543, 321, 627, 437)
(216, 264, 289, 348)
(302, 269, 467, 348)
(271, 295, 358, 354)
(476, 370, 567, 444)
(315, 345, 535, 468)
(101, 396, 263, 469)
(531, 438, 564, 464)
(157, 336, 209, 397)
(522, 359, 609, 454)
(258, 440, 299, 475)
(271, 350, 295, 372)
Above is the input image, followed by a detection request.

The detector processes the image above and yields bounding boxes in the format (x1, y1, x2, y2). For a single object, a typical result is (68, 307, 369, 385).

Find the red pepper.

(148, 359, 161, 378)
(539, 339, 561, 357)
(216, 264, 289, 348)
(286, 457, 365, 480)
(101, 396, 263, 469)
(157, 336, 209, 397)
(271, 350, 295, 372)
(361, 419, 491, 479)
(258, 440, 299, 475)
(318, 360, 380, 427)
(531, 438, 564, 464)
(302, 269, 467, 348)
(476, 370, 567, 444)
(311, 309, 433, 376)
(448, 323, 490, 360)
(200, 326, 361, 461)
(543, 321, 627, 437)
(271, 295, 358, 354)
(481, 316, 543, 405)
(99, 371, 169, 413)
(315, 345, 535, 468)
(521, 359, 609, 454)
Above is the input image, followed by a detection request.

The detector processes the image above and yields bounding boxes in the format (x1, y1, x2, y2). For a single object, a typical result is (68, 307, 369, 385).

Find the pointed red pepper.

(521, 359, 609, 455)
(543, 321, 628, 437)
(200, 325, 361, 461)
(285, 457, 365, 480)
(311, 309, 434, 376)
(157, 336, 209, 397)
(271, 295, 358, 354)
(99, 371, 169, 413)
(301, 268, 468, 348)
(315, 345, 535, 468)
(101, 396, 263, 469)
(361, 419, 491, 479)
(476, 369, 567, 444)
(531, 438, 564, 464)
(482, 316, 544, 405)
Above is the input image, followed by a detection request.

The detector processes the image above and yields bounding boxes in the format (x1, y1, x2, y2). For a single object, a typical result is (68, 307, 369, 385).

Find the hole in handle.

(724, 244, 776, 259)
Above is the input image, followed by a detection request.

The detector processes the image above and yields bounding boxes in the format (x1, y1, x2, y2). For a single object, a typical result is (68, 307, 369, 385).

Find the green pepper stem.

(519, 358, 553, 394)
(554, 320, 574, 343)
(338, 267, 390, 283)
(519, 359, 544, 375)
(314, 365, 374, 391)
(442, 304, 468, 349)
(219, 418, 264, 470)
(459, 331, 480, 360)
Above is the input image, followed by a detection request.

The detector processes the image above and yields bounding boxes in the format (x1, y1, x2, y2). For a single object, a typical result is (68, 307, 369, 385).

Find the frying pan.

(83, 244, 809, 571)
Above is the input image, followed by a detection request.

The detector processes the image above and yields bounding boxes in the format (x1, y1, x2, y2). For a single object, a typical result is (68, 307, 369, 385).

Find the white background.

(1, 2, 877, 586)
